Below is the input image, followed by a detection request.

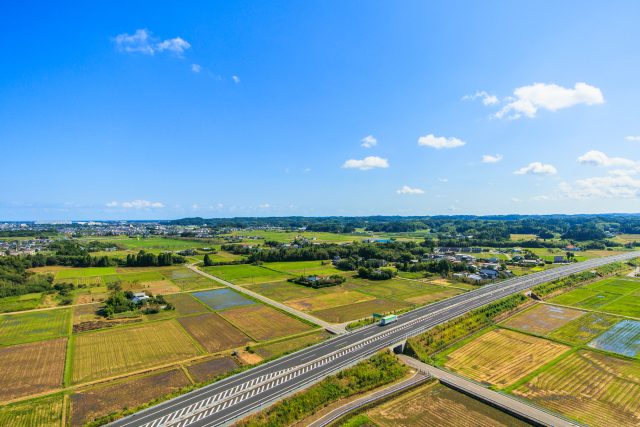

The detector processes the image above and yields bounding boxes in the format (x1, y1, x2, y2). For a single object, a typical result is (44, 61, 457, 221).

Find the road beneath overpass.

(110, 251, 640, 427)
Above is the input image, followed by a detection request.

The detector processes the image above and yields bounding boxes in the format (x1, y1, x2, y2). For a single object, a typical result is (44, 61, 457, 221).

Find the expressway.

(110, 251, 640, 427)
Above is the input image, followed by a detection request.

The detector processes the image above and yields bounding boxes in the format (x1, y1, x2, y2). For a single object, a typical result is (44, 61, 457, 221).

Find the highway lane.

(110, 251, 640, 427)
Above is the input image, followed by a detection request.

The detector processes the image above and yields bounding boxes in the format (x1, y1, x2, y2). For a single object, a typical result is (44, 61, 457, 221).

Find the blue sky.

(1, 1, 640, 220)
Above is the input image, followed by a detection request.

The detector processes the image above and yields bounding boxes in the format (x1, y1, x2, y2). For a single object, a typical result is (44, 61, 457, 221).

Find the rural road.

(398, 355, 580, 427)
(185, 264, 346, 334)
(627, 266, 640, 277)
(110, 251, 640, 427)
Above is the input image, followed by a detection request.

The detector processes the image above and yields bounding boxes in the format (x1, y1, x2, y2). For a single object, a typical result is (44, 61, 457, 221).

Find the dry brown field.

(75, 293, 107, 304)
(367, 381, 529, 427)
(71, 369, 190, 426)
(178, 313, 251, 353)
(72, 303, 103, 324)
(514, 350, 640, 427)
(220, 305, 312, 341)
(122, 280, 180, 295)
(501, 303, 585, 335)
(187, 356, 238, 383)
(0, 338, 67, 402)
(444, 329, 568, 387)
(286, 290, 374, 312)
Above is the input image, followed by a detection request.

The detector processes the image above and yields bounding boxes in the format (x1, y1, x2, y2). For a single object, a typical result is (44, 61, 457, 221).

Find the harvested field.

(56, 276, 103, 287)
(117, 270, 165, 283)
(187, 357, 238, 383)
(501, 303, 585, 335)
(72, 318, 142, 334)
(286, 290, 374, 312)
(202, 264, 291, 285)
(75, 293, 107, 304)
(444, 329, 569, 387)
(0, 394, 64, 427)
(193, 288, 255, 310)
(237, 350, 262, 365)
(244, 281, 328, 302)
(348, 278, 460, 302)
(0, 309, 71, 345)
(549, 312, 620, 344)
(0, 338, 67, 402)
(312, 298, 411, 323)
(72, 321, 200, 384)
(178, 313, 250, 353)
(404, 288, 463, 305)
(71, 369, 190, 426)
(367, 381, 528, 427)
(220, 305, 313, 341)
(587, 319, 640, 357)
(514, 350, 640, 427)
(122, 279, 180, 295)
(255, 331, 330, 359)
(166, 293, 208, 315)
(72, 303, 102, 324)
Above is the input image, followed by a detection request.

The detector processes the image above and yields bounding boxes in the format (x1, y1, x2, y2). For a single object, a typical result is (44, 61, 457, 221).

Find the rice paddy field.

(220, 304, 313, 341)
(0, 309, 71, 345)
(362, 381, 529, 427)
(0, 338, 67, 402)
(514, 350, 640, 427)
(0, 394, 64, 427)
(193, 288, 256, 310)
(548, 277, 640, 317)
(177, 313, 251, 353)
(0, 292, 42, 313)
(443, 329, 569, 387)
(587, 319, 640, 357)
(165, 293, 209, 315)
(548, 312, 620, 344)
(262, 260, 342, 276)
(71, 321, 201, 384)
(311, 298, 411, 323)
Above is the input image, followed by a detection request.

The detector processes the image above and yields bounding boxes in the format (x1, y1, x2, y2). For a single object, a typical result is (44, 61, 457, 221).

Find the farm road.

(399, 355, 581, 427)
(186, 264, 346, 334)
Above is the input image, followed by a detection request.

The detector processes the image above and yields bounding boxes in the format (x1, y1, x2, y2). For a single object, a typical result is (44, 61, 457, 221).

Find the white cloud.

(437, 177, 449, 183)
(191, 64, 202, 73)
(258, 203, 270, 208)
(510, 197, 522, 203)
(232, 75, 240, 84)
(106, 199, 165, 209)
(625, 135, 640, 142)
(481, 154, 503, 163)
(396, 185, 425, 195)
(495, 82, 604, 119)
(514, 162, 557, 176)
(560, 175, 640, 199)
(463, 91, 499, 106)
(418, 134, 466, 149)
(113, 29, 191, 56)
(577, 150, 638, 169)
(342, 156, 389, 171)
(361, 135, 378, 148)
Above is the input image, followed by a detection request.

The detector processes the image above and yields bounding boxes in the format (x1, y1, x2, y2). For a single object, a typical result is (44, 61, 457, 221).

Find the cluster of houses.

(0, 238, 52, 256)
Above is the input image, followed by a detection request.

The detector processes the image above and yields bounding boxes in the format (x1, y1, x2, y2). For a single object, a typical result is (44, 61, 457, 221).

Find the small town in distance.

(2, 2, 640, 426)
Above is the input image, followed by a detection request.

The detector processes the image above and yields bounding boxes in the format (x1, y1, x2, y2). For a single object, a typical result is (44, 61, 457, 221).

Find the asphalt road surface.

(110, 251, 640, 427)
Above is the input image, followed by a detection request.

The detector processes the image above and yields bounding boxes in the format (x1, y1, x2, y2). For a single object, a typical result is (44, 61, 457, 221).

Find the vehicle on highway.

(380, 314, 398, 326)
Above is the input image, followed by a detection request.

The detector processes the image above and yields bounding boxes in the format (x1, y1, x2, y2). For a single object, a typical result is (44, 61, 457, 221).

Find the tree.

(204, 254, 213, 266)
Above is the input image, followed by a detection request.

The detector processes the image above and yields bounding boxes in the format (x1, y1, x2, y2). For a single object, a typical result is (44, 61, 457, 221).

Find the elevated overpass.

(110, 251, 639, 427)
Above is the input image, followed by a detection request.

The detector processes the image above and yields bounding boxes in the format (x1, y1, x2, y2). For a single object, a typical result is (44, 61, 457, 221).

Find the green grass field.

(0, 293, 42, 313)
(0, 309, 71, 345)
(80, 236, 209, 251)
(262, 260, 342, 276)
(244, 281, 333, 302)
(548, 312, 620, 344)
(346, 278, 463, 303)
(548, 277, 640, 317)
(223, 230, 365, 243)
(202, 264, 292, 284)
(55, 267, 117, 279)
